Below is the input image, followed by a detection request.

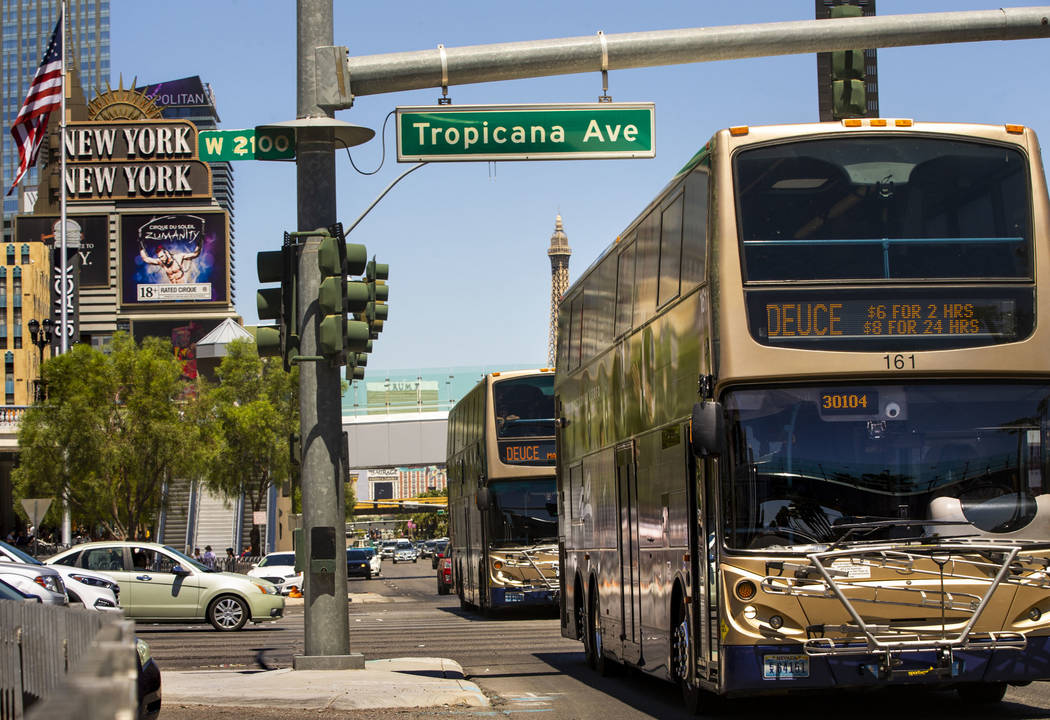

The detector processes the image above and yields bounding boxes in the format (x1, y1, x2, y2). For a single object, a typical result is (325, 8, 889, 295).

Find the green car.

(47, 541, 284, 631)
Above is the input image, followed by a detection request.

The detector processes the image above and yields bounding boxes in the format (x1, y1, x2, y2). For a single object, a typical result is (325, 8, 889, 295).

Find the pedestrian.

(202, 545, 216, 570)
(225, 547, 235, 570)
(193, 547, 202, 562)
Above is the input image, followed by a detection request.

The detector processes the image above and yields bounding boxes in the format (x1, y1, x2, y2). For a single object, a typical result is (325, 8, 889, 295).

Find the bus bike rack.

(759, 541, 1045, 680)
(519, 544, 560, 592)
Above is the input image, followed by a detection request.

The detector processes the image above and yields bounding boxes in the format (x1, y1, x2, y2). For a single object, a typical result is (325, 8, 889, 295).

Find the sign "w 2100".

(396, 103, 654, 162)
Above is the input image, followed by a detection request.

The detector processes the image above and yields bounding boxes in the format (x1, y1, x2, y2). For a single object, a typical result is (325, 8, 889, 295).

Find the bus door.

(697, 457, 720, 675)
(615, 441, 642, 663)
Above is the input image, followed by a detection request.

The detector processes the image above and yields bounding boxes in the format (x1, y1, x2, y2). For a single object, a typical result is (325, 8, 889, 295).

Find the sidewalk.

(163, 657, 490, 711)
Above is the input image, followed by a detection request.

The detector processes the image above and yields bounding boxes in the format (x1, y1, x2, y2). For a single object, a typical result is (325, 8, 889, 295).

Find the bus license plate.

(763, 654, 809, 679)
(505, 592, 524, 602)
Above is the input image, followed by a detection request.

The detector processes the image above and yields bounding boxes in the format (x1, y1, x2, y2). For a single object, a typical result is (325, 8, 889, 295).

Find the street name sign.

(198, 128, 296, 162)
(396, 103, 655, 162)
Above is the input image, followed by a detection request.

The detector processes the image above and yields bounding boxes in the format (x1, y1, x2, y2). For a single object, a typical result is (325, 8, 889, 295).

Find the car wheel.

(366, 570, 372, 580)
(413, 558, 417, 563)
(208, 594, 249, 631)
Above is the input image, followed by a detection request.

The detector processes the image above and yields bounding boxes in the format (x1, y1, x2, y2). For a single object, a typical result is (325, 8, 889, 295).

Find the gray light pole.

(291, 0, 360, 670)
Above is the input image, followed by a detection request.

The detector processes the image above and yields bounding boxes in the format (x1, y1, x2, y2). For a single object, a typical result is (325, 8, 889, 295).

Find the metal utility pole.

(316, 6, 1050, 105)
(292, 0, 359, 670)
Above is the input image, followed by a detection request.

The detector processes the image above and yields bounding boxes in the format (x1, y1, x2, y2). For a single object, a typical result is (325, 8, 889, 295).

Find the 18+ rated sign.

(396, 103, 654, 162)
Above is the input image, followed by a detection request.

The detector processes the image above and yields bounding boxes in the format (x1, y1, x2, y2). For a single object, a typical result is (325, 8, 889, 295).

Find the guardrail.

(0, 603, 136, 720)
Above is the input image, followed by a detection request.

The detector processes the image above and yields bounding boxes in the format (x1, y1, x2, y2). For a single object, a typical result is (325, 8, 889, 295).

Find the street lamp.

(27, 318, 53, 402)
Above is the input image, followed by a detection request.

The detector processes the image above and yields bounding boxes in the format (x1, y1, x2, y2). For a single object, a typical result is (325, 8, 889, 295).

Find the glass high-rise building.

(1, 0, 110, 241)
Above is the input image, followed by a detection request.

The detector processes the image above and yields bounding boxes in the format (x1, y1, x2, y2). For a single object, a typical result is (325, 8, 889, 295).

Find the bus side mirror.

(476, 487, 491, 511)
(691, 401, 724, 457)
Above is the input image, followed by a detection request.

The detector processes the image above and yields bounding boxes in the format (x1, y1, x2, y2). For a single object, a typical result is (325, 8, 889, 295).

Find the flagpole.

(59, 0, 68, 356)
(58, 0, 72, 548)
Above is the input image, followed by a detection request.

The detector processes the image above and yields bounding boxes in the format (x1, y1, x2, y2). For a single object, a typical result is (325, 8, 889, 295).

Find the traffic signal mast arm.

(317, 7, 1050, 105)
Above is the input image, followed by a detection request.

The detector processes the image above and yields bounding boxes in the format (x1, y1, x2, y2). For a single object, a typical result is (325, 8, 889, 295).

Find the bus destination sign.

(748, 293, 1026, 348)
(499, 439, 557, 466)
(396, 104, 655, 162)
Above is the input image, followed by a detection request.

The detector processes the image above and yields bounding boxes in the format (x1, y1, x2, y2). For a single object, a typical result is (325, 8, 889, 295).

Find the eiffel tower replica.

(546, 215, 571, 367)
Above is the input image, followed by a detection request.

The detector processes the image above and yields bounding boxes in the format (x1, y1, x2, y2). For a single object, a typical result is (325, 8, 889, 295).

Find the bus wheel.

(478, 563, 490, 616)
(589, 589, 611, 676)
(956, 682, 1008, 704)
(673, 595, 703, 713)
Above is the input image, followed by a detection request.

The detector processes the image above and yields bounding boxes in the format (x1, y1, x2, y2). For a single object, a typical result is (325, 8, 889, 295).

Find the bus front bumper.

(722, 637, 1050, 693)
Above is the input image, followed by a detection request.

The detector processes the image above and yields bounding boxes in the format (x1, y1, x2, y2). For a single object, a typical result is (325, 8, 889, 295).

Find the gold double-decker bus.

(555, 119, 1050, 710)
(447, 368, 559, 612)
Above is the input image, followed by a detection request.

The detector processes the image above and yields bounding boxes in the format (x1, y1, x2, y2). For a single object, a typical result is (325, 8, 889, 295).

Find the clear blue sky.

(109, 1, 1050, 373)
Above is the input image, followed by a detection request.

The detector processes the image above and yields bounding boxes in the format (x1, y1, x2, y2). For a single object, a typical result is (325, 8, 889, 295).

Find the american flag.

(7, 14, 63, 196)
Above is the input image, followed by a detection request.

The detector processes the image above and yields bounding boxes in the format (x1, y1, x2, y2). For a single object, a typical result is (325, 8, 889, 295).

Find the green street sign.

(396, 103, 654, 162)
(198, 128, 296, 161)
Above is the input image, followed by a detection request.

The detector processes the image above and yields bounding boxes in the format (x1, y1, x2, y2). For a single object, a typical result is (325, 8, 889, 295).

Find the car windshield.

(347, 549, 370, 559)
(484, 478, 558, 546)
(723, 383, 1050, 550)
(259, 553, 294, 567)
(0, 540, 42, 565)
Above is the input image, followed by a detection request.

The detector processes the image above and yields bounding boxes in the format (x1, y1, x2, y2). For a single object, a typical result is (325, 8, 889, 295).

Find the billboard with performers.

(15, 214, 109, 288)
(120, 211, 229, 306)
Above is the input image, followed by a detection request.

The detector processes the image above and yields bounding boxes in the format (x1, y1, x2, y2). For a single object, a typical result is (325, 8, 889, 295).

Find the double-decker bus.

(556, 119, 1050, 710)
(447, 368, 559, 612)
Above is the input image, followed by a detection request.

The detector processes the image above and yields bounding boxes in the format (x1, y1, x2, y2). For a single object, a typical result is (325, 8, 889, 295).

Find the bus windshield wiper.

(827, 518, 972, 551)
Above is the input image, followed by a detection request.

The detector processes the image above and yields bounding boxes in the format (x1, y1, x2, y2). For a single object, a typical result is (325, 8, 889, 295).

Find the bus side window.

(681, 169, 708, 290)
(615, 241, 636, 337)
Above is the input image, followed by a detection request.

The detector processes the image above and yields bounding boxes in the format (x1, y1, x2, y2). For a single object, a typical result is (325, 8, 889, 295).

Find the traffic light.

(364, 258, 389, 340)
(316, 224, 370, 360)
(830, 4, 866, 120)
(256, 236, 299, 370)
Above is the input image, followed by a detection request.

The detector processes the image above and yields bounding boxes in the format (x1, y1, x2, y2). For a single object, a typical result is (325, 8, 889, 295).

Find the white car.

(247, 552, 302, 595)
(392, 540, 418, 564)
(0, 540, 119, 612)
(367, 547, 382, 576)
(0, 560, 67, 605)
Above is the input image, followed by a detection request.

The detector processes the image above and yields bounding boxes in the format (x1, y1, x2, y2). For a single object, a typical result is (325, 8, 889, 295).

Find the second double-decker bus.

(556, 118, 1050, 710)
(447, 368, 559, 612)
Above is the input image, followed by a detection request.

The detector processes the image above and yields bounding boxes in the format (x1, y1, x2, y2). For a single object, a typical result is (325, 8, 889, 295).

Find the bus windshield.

(494, 375, 555, 439)
(485, 479, 558, 546)
(735, 137, 1032, 282)
(723, 383, 1050, 550)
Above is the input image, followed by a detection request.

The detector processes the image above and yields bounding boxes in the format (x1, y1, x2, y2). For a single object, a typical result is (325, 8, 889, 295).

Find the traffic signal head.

(365, 258, 389, 339)
(830, 4, 867, 120)
(317, 224, 371, 359)
(256, 239, 299, 369)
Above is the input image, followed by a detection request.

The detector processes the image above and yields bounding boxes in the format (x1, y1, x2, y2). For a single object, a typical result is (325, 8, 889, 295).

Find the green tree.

(14, 333, 198, 539)
(200, 340, 298, 555)
(409, 487, 448, 538)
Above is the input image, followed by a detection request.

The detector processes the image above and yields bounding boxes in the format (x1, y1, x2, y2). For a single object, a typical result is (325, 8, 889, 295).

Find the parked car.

(0, 576, 37, 602)
(346, 548, 374, 579)
(0, 560, 67, 605)
(0, 540, 120, 612)
(247, 552, 302, 595)
(436, 557, 454, 595)
(392, 539, 417, 564)
(431, 539, 450, 570)
(48, 541, 284, 631)
(136, 637, 162, 720)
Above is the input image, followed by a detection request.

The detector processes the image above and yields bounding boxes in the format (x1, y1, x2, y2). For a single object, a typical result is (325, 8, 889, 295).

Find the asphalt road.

(153, 558, 1050, 719)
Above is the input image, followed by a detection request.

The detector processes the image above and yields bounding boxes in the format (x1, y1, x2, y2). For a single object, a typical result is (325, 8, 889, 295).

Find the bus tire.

(956, 682, 1008, 704)
(574, 577, 586, 642)
(478, 562, 490, 616)
(588, 585, 611, 676)
(673, 593, 703, 714)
